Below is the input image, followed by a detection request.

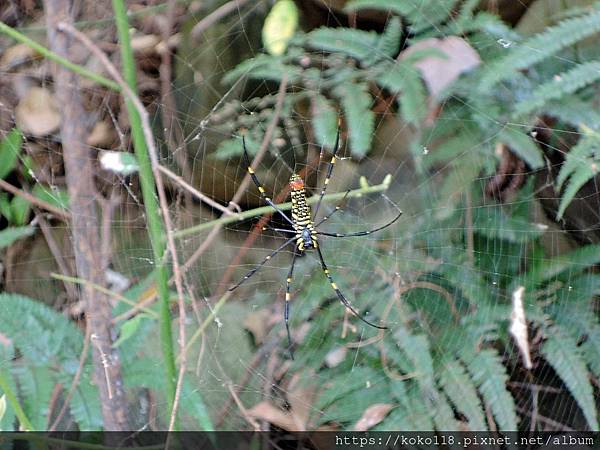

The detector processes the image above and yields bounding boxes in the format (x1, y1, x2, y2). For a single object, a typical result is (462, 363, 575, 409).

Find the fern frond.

(582, 324, 600, 380)
(472, 207, 546, 244)
(497, 127, 544, 169)
(461, 348, 518, 430)
(374, 17, 402, 59)
(332, 81, 374, 157)
(315, 367, 378, 410)
(515, 61, 600, 116)
(399, 67, 427, 125)
(311, 94, 338, 149)
(556, 135, 599, 190)
(547, 97, 600, 130)
(523, 244, 600, 287)
(542, 327, 598, 431)
(479, 7, 600, 90)
(305, 27, 379, 65)
(557, 163, 598, 220)
(223, 54, 299, 84)
(344, 0, 413, 16)
(58, 370, 103, 430)
(12, 365, 53, 430)
(438, 359, 487, 431)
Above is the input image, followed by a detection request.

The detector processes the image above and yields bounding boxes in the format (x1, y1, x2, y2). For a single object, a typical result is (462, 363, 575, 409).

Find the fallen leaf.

(87, 121, 116, 147)
(243, 309, 271, 344)
(247, 401, 299, 431)
(352, 403, 393, 431)
(15, 87, 61, 136)
(401, 36, 481, 98)
(131, 34, 160, 54)
(287, 373, 317, 430)
(0, 43, 38, 70)
(325, 346, 347, 368)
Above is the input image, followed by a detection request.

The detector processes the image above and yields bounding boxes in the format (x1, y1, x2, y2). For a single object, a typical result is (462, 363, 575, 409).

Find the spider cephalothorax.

(229, 126, 403, 357)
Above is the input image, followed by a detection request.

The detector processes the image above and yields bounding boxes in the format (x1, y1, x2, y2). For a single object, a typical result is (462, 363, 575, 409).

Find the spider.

(228, 125, 403, 356)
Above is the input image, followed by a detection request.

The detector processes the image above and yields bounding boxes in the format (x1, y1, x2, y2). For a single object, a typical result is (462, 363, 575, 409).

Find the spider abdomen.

(289, 174, 317, 251)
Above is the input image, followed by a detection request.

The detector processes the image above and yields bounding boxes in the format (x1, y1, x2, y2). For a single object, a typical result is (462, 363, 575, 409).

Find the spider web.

(0, 0, 598, 435)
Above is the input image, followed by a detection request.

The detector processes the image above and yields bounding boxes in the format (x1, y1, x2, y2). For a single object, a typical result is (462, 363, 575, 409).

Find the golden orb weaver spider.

(228, 124, 403, 357)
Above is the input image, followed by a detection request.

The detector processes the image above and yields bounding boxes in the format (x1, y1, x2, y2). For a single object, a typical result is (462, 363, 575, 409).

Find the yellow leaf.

(262, 0, 299, 56)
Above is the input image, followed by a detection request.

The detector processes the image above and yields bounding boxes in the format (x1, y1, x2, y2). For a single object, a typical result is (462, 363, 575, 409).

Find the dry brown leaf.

(15, 87, 61, 136)
(510, 285, 532, 369)
(247, 401, 299, 431)
(352, 403, 393, 431)
(243, 309, 271, 344)
(131, 34, 161, 54)
(87, 121, 117, 147)
(0, 43, 38, 70)
(287, 374, 317, 431)
(401, 36, 481, 98)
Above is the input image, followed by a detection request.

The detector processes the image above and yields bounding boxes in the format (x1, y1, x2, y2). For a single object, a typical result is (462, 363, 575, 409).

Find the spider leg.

(229, 237, 296, 292)
(242, 136, 295, 227)
(317, 194, 403, 238)
(313, 119, 342, 218)
(261, 225, 296, 234)
(314, 189, 350, 228)
(285, 250, 298, 359)
(315, 245, 386, 330)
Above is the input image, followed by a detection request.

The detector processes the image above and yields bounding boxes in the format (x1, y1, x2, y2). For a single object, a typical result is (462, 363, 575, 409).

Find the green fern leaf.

(12, 365, 53, 430)
(223, 54, 299, 84)
(0, 345, 16, 431)
(332, 82, 374, 157)
(63, 370, 103, 430)
(515, 61, 600, 116)
(305, 27, 380, 64)
(472, 207, 546, 244)
(345, 0, 413, 16)
(557, 162, 598, 220)
(311, 95, 338, 149)
(582, 325, 600, 379)
(375, 17, 402, 58)
(547, 97, 600, 130)
(556, 136, 599, 191)
(315, 367, 378, 410)
(399, 67, 427, 125)
(542, 327, 598, 431)
(497, 127, 544, 169)
(479, 6, 600, 90)
(523, 244, 600, 287)
(438, 359, 487, 431)
(461, 348, 518, 430)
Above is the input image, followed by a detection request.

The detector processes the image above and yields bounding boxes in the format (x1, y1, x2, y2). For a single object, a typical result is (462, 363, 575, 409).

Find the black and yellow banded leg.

(228, 237, 296, 292)
(318, 208, 403, 239)
(313, 121, 342, 218)
(315, 246, 387, 330)
(314, 189, 350, 228)
(242, 136, 295, 227)
(284, 251, 298, 359)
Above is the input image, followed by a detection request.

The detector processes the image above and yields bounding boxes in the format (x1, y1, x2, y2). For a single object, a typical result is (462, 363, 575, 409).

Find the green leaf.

(515, 61, 600, 116)
(556, 135, 599, 191)
(542, 327, 598, 431)
(333, 82, 374, 157)
(33, 184, 70, 211)
(0, 194, 12, 222)
(0, 226, 35, 249)
(399, 67, 427, 125)
(10, 195, 30, 226)
(312, 95, 338, 149)
(497, 127, 544, 169)
(12, 365, 54, 430)
(438, 359, 487, 431)
(523, 244, 600, 287)
(479, 6, 600, 90)
(305, 27, 380, 64)
(113, 313, 154, 348)
(262, 0, 299, 56)
(557, 161, 597, 220)
(223, 54, 299, 85)
(0, 129, 22, 180)
(462, 348, 518, 430)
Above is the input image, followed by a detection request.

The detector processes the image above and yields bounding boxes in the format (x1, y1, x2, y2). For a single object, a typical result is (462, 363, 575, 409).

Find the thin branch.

(158, 164, 235, 216)
(55, 20, 188, 430)
(0, 178, 70, 221)
(191, 0, 253, 40)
